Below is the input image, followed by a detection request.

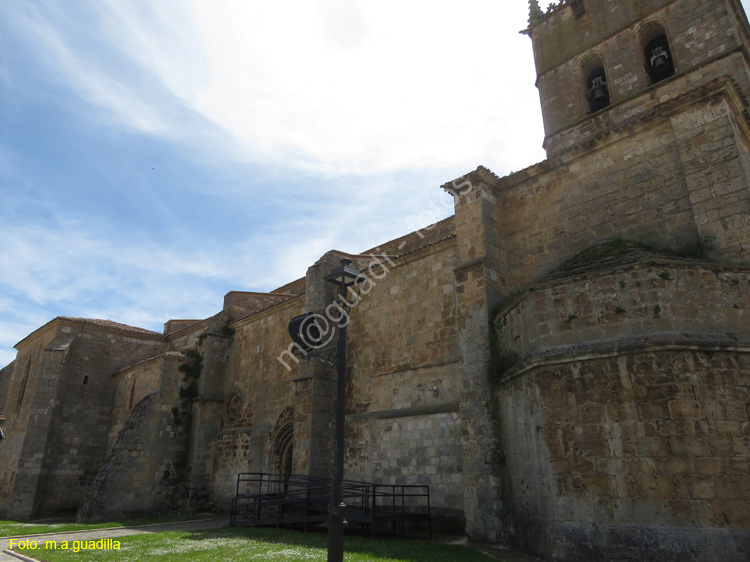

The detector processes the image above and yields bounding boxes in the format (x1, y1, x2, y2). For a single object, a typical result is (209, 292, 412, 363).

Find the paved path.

(1, 516, 229, 562)
(1, 516, 542, 562)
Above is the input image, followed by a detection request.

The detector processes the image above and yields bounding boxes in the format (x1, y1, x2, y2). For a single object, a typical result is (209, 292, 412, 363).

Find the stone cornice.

(113, 351, 187, 376)
(390, 233, 456, 266)
(347, 401, 460, 422)
(486, 73, 749, 198)
(164, 318, 210, 338)
(228, 292, 305, 329)
(543, 55, 749, 153)
(493, 254, 750, 328)
(499, 336, 750, 387)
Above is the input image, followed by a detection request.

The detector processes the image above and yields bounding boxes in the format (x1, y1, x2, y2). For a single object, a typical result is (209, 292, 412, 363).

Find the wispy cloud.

(10, 0, 543, 175)
(0, 219, 218, 298)
(182, 0, 546, 174)
(15, 7, 165, 134)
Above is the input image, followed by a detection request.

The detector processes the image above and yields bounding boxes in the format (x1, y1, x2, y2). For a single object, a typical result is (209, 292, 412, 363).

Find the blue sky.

(1, 0, 747, 367)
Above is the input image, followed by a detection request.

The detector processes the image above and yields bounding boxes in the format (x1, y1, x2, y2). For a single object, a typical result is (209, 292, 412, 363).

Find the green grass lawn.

(11, 526, 500, 562)
(0, 515, 210, 537)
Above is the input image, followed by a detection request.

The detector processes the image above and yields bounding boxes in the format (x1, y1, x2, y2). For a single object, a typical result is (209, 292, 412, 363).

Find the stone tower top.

(525, 0, 750, 156)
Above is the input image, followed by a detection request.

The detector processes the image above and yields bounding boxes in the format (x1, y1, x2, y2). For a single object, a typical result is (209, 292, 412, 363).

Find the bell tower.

(525, 0, 750, 157)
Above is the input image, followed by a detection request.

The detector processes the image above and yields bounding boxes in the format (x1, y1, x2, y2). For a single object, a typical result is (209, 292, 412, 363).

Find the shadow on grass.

(178, 526, 496, 562)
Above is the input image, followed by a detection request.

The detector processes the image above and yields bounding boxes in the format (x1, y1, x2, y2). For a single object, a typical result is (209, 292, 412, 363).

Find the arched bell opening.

(644, 34, 675, 84)
(637, 21, 676, 86)
(586, 66, 610, 113)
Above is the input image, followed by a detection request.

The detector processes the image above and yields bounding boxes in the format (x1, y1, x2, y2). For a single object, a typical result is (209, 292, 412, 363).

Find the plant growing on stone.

(173, 349, 203, 429)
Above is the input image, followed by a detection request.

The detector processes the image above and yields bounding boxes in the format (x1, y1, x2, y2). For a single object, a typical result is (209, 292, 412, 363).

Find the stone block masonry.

(0, 319, 164, 519)
(1, 2, 749, 561)
(497, 350, 750, 561)
(495, 256, 750, 362)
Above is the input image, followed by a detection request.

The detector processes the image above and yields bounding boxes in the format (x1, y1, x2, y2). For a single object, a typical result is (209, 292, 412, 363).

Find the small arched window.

(644, 34, 675, 84)
(586, 66, 610, 113)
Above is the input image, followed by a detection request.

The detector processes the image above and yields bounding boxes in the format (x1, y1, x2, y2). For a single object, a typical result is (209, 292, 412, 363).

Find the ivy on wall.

(172, 349, 203, 429)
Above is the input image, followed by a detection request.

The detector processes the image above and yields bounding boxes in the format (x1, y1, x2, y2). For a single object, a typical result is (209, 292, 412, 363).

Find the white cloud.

(15, 7, 167, 135)
(184, 0, 545, 174)
(0, 218, 224, 308)
(15, 0, 544, 175)
(94, 0, 210, 105)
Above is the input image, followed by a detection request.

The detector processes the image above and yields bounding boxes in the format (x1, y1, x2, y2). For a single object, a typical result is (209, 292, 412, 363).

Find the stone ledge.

(347, 402, 460, 422)
(499, 333, 750, 386)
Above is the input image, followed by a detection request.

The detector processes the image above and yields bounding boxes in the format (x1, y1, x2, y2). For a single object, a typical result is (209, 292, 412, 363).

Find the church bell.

(645, 36, 675, 83)
(589, 75, 609, 112)
(650, 46, 669, 69)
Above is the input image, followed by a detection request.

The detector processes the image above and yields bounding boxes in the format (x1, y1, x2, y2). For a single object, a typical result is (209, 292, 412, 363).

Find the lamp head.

(325, 258, 363, 289)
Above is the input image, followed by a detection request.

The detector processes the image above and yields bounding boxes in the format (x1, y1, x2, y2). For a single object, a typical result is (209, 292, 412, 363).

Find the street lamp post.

(287, 258, 362, 561)
(323, 258, 363, 562)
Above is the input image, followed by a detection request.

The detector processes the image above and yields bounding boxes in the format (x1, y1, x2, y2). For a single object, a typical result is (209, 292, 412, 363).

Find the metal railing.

(230, 472, 431, 538)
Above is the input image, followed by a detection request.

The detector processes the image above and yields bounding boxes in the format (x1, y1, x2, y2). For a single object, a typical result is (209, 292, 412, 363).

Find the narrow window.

(587, 67, 610, 112)
(128, 379, 136, 409)
(645, 34, 675, 84)
(17, 358, 31, 406)
(82, 375, 89, 385)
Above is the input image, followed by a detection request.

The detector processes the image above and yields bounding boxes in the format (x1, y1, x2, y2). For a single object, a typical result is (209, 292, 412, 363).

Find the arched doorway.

(282, 436, 293, 476)
(270, 422, 294, 492)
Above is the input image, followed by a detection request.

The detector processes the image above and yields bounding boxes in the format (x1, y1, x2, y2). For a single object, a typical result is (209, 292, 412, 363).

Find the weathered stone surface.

(496, 350, 750, 561)
(0, 1, 749, 560)
(0, 319, 164, 519)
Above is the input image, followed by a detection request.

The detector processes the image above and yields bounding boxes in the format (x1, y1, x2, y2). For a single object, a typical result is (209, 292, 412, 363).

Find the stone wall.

(0, 320, 164, 519)
(212, 297, 305, 509)
(37, 327, 164, 516)
(77, 384, 189, 522)
(108, 355, 168, 453)
(496, 350, 750, 562)
(0, 327, 58, 518)
(210, 237, 470, 529)
(0, 3, 748, 555)
(166, 320, 208, 351)
(348, 240, 459, 389)
(346, 411, 463, 531)
(491, 252, 750, 560)
(489, 80, 750, 298)
(446, 167, 509, 541)
(222, 291, 297, 321)
(495, 256, 750, 362)
(0, 360, 15, 408)
(344, 238, 465, 530)
(530, 0, 750, 154)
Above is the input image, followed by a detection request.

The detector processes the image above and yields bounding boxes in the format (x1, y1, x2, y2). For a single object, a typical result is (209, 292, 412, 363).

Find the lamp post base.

(325, 503, 348, 562)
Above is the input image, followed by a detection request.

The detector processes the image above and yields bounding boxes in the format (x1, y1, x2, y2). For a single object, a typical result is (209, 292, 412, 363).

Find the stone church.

(1, 0, 750, 560)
